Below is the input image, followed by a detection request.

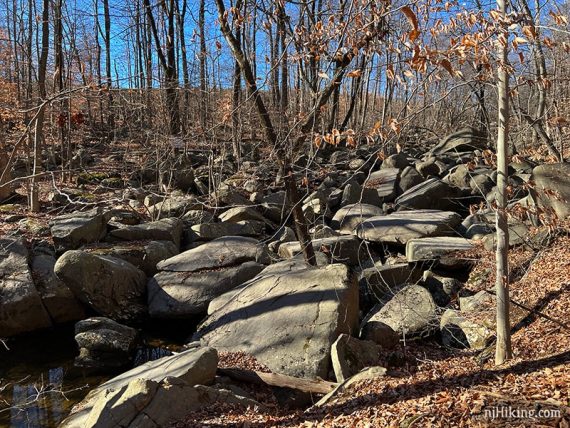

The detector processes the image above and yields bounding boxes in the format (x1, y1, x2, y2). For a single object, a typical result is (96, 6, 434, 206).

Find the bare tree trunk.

(199, 0, 207, 131)
(102, 0, 114, 132)
(30, 0, 50, 212)
(495, 0, 513, 366)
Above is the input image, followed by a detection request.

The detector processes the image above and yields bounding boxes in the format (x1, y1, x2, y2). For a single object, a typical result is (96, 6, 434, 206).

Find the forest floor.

(177, 232, 570, 428)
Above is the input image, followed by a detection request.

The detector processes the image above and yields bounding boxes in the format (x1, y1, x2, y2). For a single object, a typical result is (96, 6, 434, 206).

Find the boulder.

(421, 270, 461, 306)
(0, 238, 52, 336)
(181, 210, 215, 227)
(363, 285, 438, 337)
(278, 235, 364, 266)
(341, 182, 382, 207)
(218, 206, 267, 223)
(365, 168, 400, 202)
(331, 334, 383, 382)
(406, 236, 474, 263)
(148, 237, 269, 318)
(397, 166, 424, 195)
(382, 152, 410, 169)
(359, 320, 400, 349)
(54, 251, 147, 322)
(31, 254, 85, 323)
(330, 203, 384, 233)
(195, 264, 359, 379)
(440, 309, 492, 349)
(107, 218, 183, 249)
(60, 347, 219, 428)
(531, 163, 570, 220)
(148, 196, 202, 219)
(191, 220, 265, 240)
(395, 178, 462, 212)
(356, 210, 462, 244)
(430, 127, 487, 155)
(74, 317, 139, 371)
(87, 240, 178, 276)
(359, 263, 423, 306)
(50, 209, 109, 252)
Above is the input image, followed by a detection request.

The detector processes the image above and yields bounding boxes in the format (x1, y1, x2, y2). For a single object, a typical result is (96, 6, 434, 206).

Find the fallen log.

(217, 368, 337, 395)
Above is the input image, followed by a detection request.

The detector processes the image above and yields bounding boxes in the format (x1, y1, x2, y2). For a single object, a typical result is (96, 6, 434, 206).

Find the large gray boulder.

(196, 263, 359, 379)
(330, 203, 384, 233)
(278, 235, 364, 266)
(430, 127, 487, 155)
(363, 285, 438, 338)
(60, 346, 219, 428)
(74, 317, 139, 371)
(31, 254, 85, 323)
(531, 163, 570, 220)
(107, 218, 183, 249)
(406, 236, 474, 263)
(191, 221, 265, 240)
(147, 236, 269, 318)
(365, 168, 400, 203)
(50, 209, 109, 252)
(0, 238, 52, 336)
(356, 210, 462, 244)
(87, 240, 178, 276)
(54, 251, 147, 322)
(395, 178, 462, 212)
(331, 334, 384, 382)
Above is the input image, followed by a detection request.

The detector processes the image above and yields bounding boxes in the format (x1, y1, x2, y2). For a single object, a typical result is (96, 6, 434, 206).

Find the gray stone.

(60, 347, 219, 428)
(181, 210, 215, 227)
(395, 178, 462, 211)
(440, 309, 492, 349)
(148, 196, 202, 219)
(278, 235, 364, 266)
(196, 264, 359, 379)
(88, 240, 178, 276)
(330, 203, 384, 233)
(397, 166, 423, 195)
(108, 218, 183, 249)
(459, 290, 494, 312)
(359, 263, 422, 303)
(531, 163, 570, 219)
(50, 208, 109, 251)
(382, 152, 410, 169)
(54, 251, 147, 322)
(356, 209, 462, 244)
(415, 157, 440, 178)
(363, 285, 438, 337)
(148, 262, 265, 318)
(74, 317, 139, 371)
(359, 320, 399, 349)
(0, 238, 52, 336)
(218, 206, 267, 223)
(421, 271, 461, 306)
(365, 168, 400, 203)
(315, 366, 387, 407)
(191, 220, 265, 240)
(430, 127, 487, 155)
(406, 236, 474, 263)
(31, 254, 85, 323)
(331, 334, 383, 382)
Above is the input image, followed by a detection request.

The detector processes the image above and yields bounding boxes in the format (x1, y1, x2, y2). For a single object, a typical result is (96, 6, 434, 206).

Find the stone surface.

(365, 168, 400, 202)
(330, 203, 384, 233)
(331, 334, 383, 382)
(359, 320, 400, 349)
(430, 127, 487, 155)
(108, 218, 183, 249)
(440, 309, 492, 349)
(50, 208, 109, 252)
(195, 264, 359, 379)
(395, 178, 462, 212)
(397, 166, 424, 195)
(148, 196, 202, 219)
(0, 238, 52, 336)
(363, 285, 438, 337)
(359, 263, 423, 306)
(88, 240, 178, 276)
(278, 235, 364, 266)
(31, 254, 85, 323)
(531, 163, 570, 219)
(148, 237, 270, 318)
(74, 317, 139, 371)
(406, 236, 474, 263)
(421, 271, 461, 306)
(191, 220, 265, 240)
(356, 210, 462, 244)
(60, 347, 219, 428)
(54, 250, 147, 322)
(219, 206, 267, 223)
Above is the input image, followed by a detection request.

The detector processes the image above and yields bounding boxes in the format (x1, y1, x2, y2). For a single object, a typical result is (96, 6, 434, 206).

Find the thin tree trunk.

(495, 0, 513, 366)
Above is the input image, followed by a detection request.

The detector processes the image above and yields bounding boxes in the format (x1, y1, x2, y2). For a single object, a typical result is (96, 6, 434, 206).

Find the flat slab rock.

(278, 235, 363, 266)
(60, 346, 219, 428)
(356, 209, 462, 244)
(406, 236, 474, 262)
(195, 263, 359, 379)
(330, 203, 384, 233)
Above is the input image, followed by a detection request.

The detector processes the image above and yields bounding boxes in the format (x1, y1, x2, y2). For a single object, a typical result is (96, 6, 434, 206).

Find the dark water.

(0, 325, 178, 428)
